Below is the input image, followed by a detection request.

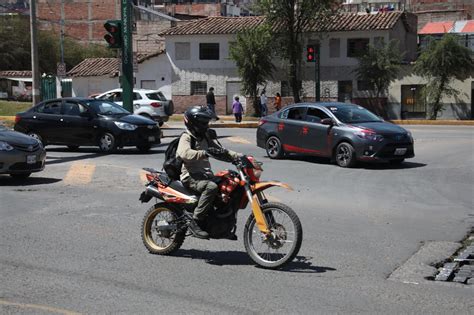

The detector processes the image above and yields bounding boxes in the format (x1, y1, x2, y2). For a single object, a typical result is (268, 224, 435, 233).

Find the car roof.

(285, 102, 358, 109)
(101, 88, 160, 93)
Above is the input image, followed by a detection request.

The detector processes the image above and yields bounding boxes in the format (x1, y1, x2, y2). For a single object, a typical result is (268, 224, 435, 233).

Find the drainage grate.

(433, 233, 474, 285)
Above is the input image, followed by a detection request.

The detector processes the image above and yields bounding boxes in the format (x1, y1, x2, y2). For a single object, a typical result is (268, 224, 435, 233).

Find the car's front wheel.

(98, 133, 116, 153)
(28, 132, 43, 145)
(335, 142, 356, 168)
(265, 136, 284, 159)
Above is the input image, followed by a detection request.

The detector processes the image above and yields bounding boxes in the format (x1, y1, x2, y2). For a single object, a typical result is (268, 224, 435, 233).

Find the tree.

(414, 34, 474, 119)
(354, 40, 403, 98)
(0, 15, 114, 74)
(229, 25, 275, 116)
(255, 0, 337, 103)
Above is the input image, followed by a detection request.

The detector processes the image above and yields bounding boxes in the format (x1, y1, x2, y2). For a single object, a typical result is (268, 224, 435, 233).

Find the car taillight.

(258, 119, 267, 126)
(150, 102, 162, 108)
(14, 115, 21, 124)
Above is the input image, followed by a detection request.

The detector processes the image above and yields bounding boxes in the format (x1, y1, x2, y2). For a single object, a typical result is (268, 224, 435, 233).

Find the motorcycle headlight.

(114, 122, 138, 130)
(0, 141, 13, 151)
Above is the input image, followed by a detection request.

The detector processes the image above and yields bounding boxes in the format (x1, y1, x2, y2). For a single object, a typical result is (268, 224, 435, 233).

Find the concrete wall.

(71, 76, 119, 98)
(135, 54, 172, 99)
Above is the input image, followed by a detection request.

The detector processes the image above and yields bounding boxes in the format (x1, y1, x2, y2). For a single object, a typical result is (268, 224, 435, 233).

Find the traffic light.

(306, 45, 315, 62)
(104, 20, 122, 49)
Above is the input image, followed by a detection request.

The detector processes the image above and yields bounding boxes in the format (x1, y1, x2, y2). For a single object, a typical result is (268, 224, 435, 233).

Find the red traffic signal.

(306, 45, 316, 62)
(104, 20, 122, 49)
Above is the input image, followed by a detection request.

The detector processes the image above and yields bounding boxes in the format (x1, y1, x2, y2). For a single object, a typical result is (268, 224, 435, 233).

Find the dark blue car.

(256, 102, 414, 167)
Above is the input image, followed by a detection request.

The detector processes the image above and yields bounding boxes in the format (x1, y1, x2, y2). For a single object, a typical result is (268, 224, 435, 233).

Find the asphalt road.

(1, 125, 473, 314)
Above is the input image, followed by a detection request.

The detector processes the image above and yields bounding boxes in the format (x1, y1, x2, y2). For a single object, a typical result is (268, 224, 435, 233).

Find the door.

(401, 85, 426, 119)
(302, 107, 332, 156)
(41, 75, 57, 101)
(280, 106, 307, 153)
(60, 100, 96, 145)
(30, 100, 63, 143)
(226, 82, 245, 115)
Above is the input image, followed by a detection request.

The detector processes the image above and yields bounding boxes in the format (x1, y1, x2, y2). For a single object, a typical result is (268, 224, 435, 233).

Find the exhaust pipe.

(146, 186, 164, 200)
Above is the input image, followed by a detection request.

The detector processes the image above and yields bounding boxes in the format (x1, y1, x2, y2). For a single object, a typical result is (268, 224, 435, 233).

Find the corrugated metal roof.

(419, 21, 454, 34)
(0, 71, 32, 78)
(460, 20, 474, 33)
(160, 12, 407, 36)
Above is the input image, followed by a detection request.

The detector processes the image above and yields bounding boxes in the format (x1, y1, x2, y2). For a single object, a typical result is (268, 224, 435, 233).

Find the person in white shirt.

(260, 90, 268, 117)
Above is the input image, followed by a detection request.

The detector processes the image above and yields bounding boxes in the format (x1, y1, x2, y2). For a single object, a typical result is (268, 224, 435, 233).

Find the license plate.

(394, 148, 407, 155)
(26, 155, 36, 164)
(148, 136, 155, 142)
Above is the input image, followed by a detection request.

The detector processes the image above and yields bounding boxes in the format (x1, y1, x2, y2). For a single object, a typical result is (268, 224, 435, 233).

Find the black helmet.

(184, 106, 213, 137)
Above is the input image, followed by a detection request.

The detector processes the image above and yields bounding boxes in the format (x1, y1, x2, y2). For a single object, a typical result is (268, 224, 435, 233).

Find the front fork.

(240, 170, 271, 234)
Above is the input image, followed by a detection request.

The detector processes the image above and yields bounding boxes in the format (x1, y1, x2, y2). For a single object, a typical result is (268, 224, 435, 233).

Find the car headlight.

(114, 122, 138, 130)
(356, 131, 384, 142)
(0, 141, 14, 151)
(406, 131, 414, 142)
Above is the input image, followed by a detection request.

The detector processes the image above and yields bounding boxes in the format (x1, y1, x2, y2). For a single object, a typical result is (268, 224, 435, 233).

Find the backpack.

(163, 133, 196, 181)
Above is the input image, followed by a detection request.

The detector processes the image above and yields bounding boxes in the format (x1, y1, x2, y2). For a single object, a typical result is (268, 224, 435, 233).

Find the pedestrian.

(206, 87, 219, 120)
(232, 96, 244, 123)
(260, 90, 267, 117)
(274, 92, 282, 111)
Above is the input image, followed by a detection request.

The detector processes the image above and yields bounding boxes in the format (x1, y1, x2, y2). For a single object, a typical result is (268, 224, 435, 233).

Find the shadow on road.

(173, 249, 336, 273)
(0, 175, 62, 186)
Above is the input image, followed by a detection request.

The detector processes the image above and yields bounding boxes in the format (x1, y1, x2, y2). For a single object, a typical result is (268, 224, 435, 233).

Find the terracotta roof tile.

(67, 50, 165, 77)
(0, 70, 32, 78)
(160, 12, 407, 36)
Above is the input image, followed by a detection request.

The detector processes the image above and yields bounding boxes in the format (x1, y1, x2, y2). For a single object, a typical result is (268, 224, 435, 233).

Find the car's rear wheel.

(98, 133, 116, 153)
(28, 132, 43, 145)
(164, 101, 174, 116)
(335, 142, 356, 168)
(10, 173, 31, 179)
(265, 136, 284, 159)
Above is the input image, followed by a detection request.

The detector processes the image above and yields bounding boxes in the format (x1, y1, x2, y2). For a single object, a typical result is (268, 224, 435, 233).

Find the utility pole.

(29, 0, 41, 105)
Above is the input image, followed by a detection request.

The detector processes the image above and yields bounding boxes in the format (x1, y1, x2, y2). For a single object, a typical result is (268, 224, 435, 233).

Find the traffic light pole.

(315, 45, 320, 102)
(121, 0, 133, 112)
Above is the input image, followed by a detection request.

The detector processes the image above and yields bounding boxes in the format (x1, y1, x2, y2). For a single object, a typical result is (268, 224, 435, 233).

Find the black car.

(257, 102, 414, 167)
(0, 124, 46, 178)
(14, 98, 161, 153)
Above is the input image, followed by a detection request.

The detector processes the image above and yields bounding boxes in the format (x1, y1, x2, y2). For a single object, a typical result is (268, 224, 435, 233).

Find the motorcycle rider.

(177, 106, 241, 239)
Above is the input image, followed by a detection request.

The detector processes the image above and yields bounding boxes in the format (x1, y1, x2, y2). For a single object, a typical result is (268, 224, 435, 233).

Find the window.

(347, 38, 369, 57)
(199, 43, 219, 60)
(191, 81, 207, 95)
(401, 85, 426, 113)
(357, 80, 374, 91)
(329, 38, 340, 58)
(287, 107, 306, 121)
(36, 101, 61, 115)
(281, 81, 302, 97)
(141, 80, 156, 89)
(146, 92, 166, 101)
(306, 107, 329, 123)
(133, 93, 142, 100)
(175, 42, 190, 60)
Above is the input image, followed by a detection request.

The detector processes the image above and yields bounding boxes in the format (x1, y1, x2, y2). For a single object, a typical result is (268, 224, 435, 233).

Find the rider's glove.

(206, 146, 228, 157)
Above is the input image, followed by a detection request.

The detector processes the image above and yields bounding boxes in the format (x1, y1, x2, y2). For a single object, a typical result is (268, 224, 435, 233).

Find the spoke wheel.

(98, 133, 116, 153)
(142, 203, 185, 255)
(28, 132, 43, 145)
(244, 202, 302, 269)
(265, 136, 284, 159)
(335, 142, 356, 168)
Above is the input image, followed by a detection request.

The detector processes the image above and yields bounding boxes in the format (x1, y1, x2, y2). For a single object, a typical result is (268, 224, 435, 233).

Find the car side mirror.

(321, 118, 334, 126)
(208, 129, 218, 140)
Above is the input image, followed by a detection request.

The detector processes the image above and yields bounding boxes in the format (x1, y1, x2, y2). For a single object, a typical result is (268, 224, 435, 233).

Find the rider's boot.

(188, 218, 209, 239)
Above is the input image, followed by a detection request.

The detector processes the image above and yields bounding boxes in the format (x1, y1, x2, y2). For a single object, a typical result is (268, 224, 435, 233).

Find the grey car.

(256, 102, 415, 167)
(0, 124, 46, 178)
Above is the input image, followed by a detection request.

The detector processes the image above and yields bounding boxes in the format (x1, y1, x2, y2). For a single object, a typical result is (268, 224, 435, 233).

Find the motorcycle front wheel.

(141, 203, 186, 255)
(243, 202, 303, 269)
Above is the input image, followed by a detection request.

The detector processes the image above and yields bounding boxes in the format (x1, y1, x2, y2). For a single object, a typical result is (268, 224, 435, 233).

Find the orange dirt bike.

(139, 154, 303, 269)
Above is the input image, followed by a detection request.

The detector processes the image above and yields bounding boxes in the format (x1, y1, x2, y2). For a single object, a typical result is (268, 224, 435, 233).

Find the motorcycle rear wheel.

(244, 202, 302, 269)
(142, 203, 185, 255)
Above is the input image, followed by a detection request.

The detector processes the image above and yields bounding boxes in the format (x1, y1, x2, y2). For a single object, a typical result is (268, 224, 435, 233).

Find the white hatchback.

(96, 88, 174, 126)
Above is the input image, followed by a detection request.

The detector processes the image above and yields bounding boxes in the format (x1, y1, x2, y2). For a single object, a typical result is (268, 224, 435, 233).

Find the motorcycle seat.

(168, 179, 198, 199)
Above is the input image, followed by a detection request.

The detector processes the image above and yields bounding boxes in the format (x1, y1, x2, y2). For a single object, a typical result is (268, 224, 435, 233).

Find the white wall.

(71, 76, 119, 97)
(135, 53, 172, 99)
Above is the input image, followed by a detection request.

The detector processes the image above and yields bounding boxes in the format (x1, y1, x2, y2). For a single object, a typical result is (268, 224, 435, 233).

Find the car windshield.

(85, 100, 130, 115)
(328, 105, 382, 123)
(146, 92, 166, 101)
